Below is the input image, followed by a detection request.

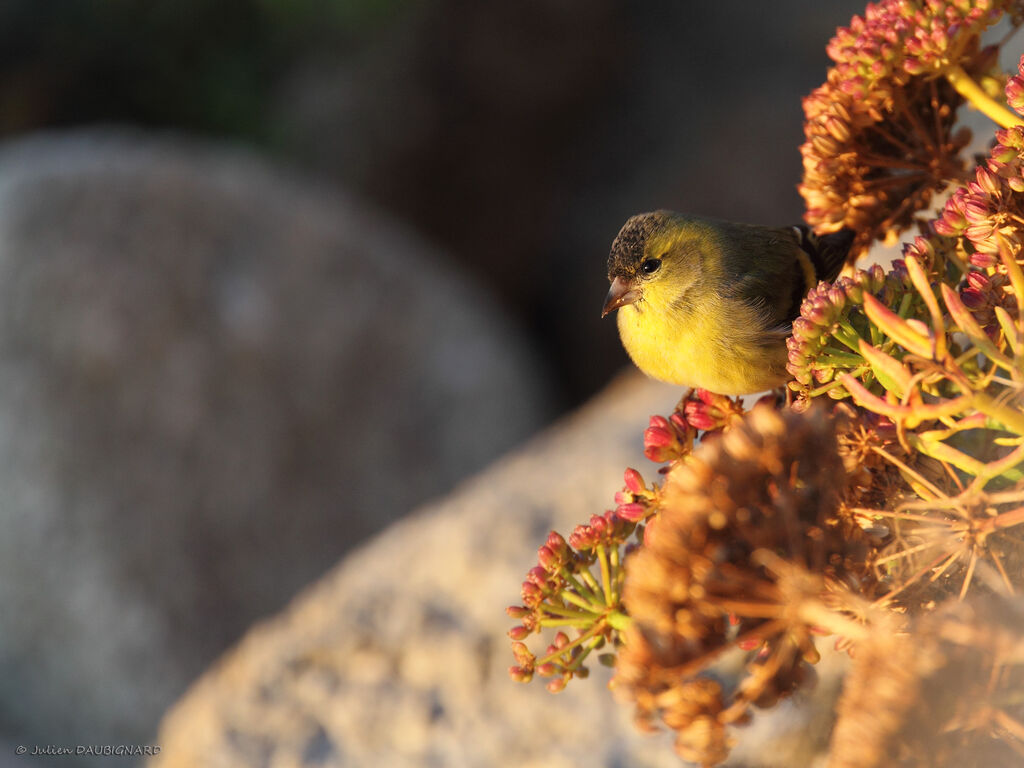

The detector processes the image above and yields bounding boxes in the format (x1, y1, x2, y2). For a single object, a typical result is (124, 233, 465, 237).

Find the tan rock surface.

(153, 373, 845, 768)
(0, 130, 550, 762)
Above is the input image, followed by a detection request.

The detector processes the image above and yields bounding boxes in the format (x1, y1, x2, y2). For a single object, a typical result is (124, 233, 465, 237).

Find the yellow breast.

(616, 294, 786, 395)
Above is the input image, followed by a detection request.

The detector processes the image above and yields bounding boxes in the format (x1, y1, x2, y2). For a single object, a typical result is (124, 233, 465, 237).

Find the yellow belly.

(616, 299, 787, 395)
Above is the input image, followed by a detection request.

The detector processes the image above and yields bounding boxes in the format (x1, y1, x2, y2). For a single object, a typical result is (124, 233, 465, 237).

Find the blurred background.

(0, 1, 865, 765)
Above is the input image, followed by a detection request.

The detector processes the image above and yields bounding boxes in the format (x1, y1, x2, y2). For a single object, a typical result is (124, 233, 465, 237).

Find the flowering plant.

(509, 3, 1024, 766)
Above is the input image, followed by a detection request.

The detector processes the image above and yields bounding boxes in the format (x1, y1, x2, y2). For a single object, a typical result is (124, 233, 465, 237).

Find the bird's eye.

(640, 258, 662, 275)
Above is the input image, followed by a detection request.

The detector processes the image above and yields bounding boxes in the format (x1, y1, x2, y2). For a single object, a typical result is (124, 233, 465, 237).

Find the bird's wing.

(791, 225, 854, 283)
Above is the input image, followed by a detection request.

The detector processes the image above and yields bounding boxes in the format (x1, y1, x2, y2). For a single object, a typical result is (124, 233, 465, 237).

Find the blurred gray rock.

(0, 130, 551, 763)
(152, 373, 846, 768)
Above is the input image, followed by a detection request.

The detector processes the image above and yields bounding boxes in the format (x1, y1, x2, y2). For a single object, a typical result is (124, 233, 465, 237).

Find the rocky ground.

(0, 131, 550, 766)
(150, 372, 846, 768)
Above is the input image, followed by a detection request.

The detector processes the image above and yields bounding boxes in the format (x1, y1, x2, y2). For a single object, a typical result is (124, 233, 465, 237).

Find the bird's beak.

(602, 276, 641, 317)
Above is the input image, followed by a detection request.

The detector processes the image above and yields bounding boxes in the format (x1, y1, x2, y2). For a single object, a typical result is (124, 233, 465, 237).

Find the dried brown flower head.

(800, 0, 1019, 258)
(615, 406, 871, 765)
(828, 595, 1024, 767)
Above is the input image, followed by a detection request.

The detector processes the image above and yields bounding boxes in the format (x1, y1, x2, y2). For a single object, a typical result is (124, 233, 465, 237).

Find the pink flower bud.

(520, 581, 543, 605)
(975, 166, 1002, 197)
(536, 662, 558, 677)
(508, 625, 530, 641)
(684, 401, 716, 431)
(546, 677, 567, 693)
(511, 641, 534, 665)
(508, 665, 532, 683)
(969, 250, 998, 269)
(616, 502, 646, 522)
(648, 414, 670, 430)
(545, 531, 568, 556)
(1008, 73, 1024, 114)
(966, 271, 990, 290)
(527, 566, 548, 587)
(537, 545, 559, 571)
(623, 467, 645, 494)
(643, 425, 672, 448)
(959, 287, 986, 309)
(669, 412, 688, 434)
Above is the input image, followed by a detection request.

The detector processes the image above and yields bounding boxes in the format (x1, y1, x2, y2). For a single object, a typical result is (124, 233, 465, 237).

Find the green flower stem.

(945, 65, 1024, 130)
(542, 602, 602, 619)
(536, 626, 598, 663)
(563, 572, 603, 608)
(559, 588, 603, 613)
(908, 432, 987, 477)
(609, 545, 621, 604)
(897, 292, 914, 319)
(575, 567, 607, 604)
(832, 322, 864, 352)
(819, 351, 869, 366)
(539, 617, 600, 628)
(970, 391, 1024, 436)
(536, 622, 606, 665)
(596, 544, 613, 605)
(606, 610, 632, 631)
(565, 634, 606, 672)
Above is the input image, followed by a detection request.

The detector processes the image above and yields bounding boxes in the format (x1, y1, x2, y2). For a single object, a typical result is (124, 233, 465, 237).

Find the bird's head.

(602, 210, 706, 318)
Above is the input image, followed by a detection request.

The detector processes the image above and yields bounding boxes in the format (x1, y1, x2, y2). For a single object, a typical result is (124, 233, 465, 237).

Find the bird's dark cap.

(607, 210, 673, 280)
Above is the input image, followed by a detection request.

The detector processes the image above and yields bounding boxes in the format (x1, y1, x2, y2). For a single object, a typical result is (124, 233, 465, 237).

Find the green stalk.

(945, 65, 1024, 130)
(539, 617, 599, 628)
(606, 610, 632, 631)
(559, 588, 603, 613)
(541, 603, 602, 619)
(596, 544, 613, 605)
(576, 567, 604, 599)
(971, 391, 1024, 436)
(563, 572, 602, 607)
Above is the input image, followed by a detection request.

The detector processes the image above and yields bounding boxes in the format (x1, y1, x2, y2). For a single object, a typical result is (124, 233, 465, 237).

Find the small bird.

(602, 210, 852, 395)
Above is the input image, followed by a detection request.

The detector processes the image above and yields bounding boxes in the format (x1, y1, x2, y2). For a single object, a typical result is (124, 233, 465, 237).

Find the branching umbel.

(508, 3, 1024, 766)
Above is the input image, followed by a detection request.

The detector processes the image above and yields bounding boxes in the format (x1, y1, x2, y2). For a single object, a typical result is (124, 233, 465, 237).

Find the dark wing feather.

(792, 225, 854, 283)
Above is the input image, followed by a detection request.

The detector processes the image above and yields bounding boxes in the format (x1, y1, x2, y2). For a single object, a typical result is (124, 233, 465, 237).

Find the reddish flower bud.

(508, 625, 530, 641)
(520, 581, 543, 605)
(526, 566, 549, 588)
(959, 287, 987, 309)
(623, 467, 645, 494)
(511, 642, 534, 666)
(648, 414, 670, 430)
(616, 502, 646, 522)
(1008, 66, 1024, 115)
(975, 166, 1002, 197)
(668, 412, 689, 434)
(537, 545, 559, 572)
(969, 250, 999, 269)
(509, 665, 532, 683)
(546, 677, 568, 693)
(643, 425, 673, 449)
(966, 271, 990, 290)
(536, 662, 558, 677)
(545, 531, 568, 557)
